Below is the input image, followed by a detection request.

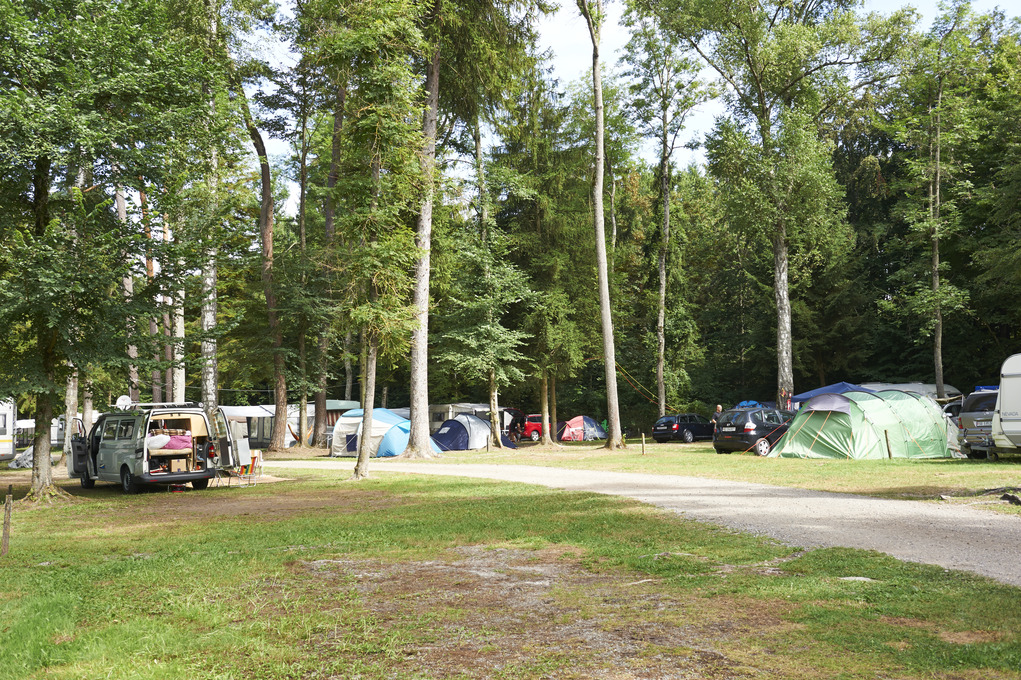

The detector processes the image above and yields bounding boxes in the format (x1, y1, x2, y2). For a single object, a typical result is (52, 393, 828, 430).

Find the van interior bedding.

(147, 415, 209, 473)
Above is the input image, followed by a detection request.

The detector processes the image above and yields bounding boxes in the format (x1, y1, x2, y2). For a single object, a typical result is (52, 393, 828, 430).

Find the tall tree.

(650, 0, 913, 404)
(884, 1, 995, 398)
(0, 0, 209, 498)
(620, 5, 709, 416)
(405, 0, 550, 456)
(315, 0, 424, 479)
(492, 61, 591, 446)
(577, 0, 624, 448)
(234, 79, 289, 450)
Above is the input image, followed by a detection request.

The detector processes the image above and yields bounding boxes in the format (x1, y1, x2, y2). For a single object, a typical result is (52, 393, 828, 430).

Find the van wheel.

(682, 429, 694, 443)
(121, 467, 139, 494)
(80, 474, 95, 489)
(987, 451, 999, 462)
(192, 479, 209, 490)
(753, 438, 770, 456)
(530, 431, 540, 441)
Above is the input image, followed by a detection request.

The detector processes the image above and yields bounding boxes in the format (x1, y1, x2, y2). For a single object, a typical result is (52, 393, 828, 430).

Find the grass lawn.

(1, 465, 1019, 679)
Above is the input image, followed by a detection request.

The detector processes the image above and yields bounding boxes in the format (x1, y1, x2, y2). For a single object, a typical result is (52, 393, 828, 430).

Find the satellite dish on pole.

(115, 395, 132, 410)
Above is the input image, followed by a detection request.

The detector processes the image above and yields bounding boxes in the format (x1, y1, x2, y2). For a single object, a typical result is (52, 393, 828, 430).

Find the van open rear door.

(996, 354, 1021, 447)
(214, 408, 237, 468)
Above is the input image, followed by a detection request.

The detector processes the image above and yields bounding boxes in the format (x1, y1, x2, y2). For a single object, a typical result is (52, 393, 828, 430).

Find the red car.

(522, 414, 544, 441)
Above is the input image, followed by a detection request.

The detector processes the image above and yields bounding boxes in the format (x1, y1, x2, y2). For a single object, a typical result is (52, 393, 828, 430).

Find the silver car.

(958, 390, 998, 459)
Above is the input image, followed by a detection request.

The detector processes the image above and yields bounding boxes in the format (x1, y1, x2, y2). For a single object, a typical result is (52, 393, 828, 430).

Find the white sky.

(536, 0, 1014, 167)
(275, 0, 1014, 215)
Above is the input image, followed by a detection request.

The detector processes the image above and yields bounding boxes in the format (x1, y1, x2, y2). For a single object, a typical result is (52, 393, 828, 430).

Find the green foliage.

(434, 219, 532, 388)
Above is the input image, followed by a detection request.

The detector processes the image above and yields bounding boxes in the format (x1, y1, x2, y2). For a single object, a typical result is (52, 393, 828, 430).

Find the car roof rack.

(124, 402, 202, 409)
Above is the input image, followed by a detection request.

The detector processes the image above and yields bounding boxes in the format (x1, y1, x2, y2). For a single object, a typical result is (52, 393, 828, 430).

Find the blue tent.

(377, 420, 443, 457)
(433, 413, 518, 451)
(329, 408, 441, 457)
(793, 382, 873, 402)
(735, 400, 763, 408)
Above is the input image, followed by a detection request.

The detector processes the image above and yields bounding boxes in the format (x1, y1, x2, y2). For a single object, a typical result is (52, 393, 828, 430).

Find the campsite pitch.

(1, 460, 1020, 679)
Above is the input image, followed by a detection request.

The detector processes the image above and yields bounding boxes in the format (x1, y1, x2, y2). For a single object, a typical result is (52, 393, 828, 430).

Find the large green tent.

(770, 390, 954, 459)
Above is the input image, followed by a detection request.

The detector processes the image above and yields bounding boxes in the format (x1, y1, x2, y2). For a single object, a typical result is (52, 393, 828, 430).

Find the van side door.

(214, 408, 236, 468)
(96, 418, 121, 481)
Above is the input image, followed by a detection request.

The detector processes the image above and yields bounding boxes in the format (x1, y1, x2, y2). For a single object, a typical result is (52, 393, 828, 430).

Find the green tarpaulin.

(771, 390, 954, 459)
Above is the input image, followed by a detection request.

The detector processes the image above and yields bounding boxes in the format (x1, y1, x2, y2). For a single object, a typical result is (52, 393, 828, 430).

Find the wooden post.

(1, 484, 12, 557)
(641, 433, 646, 456)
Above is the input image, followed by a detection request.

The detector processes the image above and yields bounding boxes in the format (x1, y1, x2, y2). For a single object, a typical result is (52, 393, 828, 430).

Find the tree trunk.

(406, 40, 440, 459)
(201, 0, 220, 422)
(163, 310, 173, 401)
(313, 83, 346, 448)
(656, 126, 670, 417)
(166, 210, 184, 402)
(61, 370, 78, 462)
(578, 0, 624, 449)
(28, 154, 60, 498)
(238, 85, 288, 451)
(931, 85, 945, 400)
(488, 368, 503, 448)
(772, 228, 794, 407)
(550, 372, 559, 444)
(30, 391, 54, 498)
(352, 335, 377, 480)
(83, 386, 94, 436)
(116, 185, 140, 403)
(344, 330, 354, 400)
(540, 369, 554, 445)
(297, 104, 309, 447)
(140, 187, 162, 403)
(172, 292, 186, 402)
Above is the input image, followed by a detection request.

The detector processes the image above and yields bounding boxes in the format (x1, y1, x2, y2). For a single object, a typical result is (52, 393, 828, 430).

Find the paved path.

(264, 459, 1021, 587)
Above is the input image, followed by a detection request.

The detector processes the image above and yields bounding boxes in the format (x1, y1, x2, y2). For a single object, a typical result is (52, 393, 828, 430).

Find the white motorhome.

(991, 354, 1021, 459)
(0, 399, 14, 461)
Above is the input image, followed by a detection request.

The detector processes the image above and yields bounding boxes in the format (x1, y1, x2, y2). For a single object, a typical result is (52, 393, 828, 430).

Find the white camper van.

(990, 354, 1021, 459)
(67, 402, 240, 493)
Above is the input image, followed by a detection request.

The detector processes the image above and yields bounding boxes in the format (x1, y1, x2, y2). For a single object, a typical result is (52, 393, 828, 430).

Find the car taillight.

(744, 421, 755, 432)
(671, 423, 679, 430)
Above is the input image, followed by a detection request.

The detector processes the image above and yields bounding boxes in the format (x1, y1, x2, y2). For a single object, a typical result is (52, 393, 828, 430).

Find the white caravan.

(991, 354, 1021, 458)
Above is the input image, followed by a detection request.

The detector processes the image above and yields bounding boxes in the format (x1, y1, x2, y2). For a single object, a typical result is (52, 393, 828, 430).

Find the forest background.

(2, 0, 1020, 467)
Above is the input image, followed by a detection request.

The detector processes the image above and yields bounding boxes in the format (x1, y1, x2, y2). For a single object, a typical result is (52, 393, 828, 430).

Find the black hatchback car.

(652, 413, 715, 443)
(713, 407, 794, 456)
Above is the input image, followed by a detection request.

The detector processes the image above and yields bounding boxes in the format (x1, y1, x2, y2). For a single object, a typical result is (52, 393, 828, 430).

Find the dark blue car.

(652, 413, 715, 443)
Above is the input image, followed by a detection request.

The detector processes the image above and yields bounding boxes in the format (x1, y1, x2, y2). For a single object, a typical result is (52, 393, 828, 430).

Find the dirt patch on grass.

(880, 616, 1006, 647)
(269, 546, 802, 679)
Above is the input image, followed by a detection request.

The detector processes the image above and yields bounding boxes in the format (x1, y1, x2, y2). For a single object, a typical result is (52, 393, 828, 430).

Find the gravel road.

(264, 459, 1021, 588)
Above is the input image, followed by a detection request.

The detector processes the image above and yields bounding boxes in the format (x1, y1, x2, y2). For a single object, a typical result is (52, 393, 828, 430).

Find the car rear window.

(717, 411, 743, 426)
(654, 416, 675, 427)
(962, 392, 998, 412)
